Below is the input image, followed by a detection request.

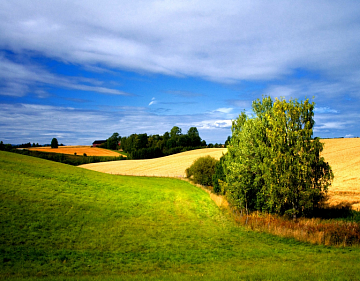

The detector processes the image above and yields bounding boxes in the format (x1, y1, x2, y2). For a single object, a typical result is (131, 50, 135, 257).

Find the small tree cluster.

(225, 96, 333, 219)
(186, 155, 218, 186)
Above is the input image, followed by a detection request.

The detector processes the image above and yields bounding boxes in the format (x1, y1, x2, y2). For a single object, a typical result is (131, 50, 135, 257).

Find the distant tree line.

(101, 126, 209, 159)
(0, 141, 65, 150)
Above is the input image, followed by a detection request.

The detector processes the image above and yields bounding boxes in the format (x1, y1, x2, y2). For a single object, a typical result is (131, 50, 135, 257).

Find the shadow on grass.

(311, 202, 360, 222)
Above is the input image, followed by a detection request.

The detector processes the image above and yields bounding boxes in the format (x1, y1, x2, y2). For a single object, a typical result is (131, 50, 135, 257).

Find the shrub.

(212, 155, 226, 194)
(186, 155, 218, 186)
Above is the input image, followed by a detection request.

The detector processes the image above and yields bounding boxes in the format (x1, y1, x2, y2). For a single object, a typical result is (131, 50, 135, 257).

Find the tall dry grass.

(229, 209, 360, 246)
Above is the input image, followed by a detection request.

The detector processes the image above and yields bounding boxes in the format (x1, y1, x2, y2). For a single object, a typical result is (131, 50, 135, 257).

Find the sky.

(1, 0, 360, 145)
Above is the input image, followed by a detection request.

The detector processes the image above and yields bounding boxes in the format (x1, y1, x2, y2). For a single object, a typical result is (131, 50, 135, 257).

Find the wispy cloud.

(315, 107, 339, 114)
(0, 102, 232, 144)
(0, 55, 132, 97)
(1, 1, 360, 143)
(1, 1, 359, 83)
(149, 97, 156, 106)
(214, 108, 233, 114)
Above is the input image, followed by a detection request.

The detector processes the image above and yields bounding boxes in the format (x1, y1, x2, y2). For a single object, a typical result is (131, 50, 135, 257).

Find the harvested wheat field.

(80, 139, 360, 209)
(79, 148, 227, 177)
(321, 138, 360, 210)
(28, 146, 125, 157)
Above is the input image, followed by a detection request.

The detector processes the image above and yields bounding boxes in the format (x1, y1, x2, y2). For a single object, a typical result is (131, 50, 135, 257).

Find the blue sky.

(1, 1, 360, 145)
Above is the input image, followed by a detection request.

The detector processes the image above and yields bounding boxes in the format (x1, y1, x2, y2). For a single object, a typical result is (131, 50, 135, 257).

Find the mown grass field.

(28, 146, 125, 157)
(1, 151, 360, 280)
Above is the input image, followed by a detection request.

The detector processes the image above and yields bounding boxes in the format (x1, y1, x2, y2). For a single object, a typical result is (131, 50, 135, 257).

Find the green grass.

(1, 151, 360, 280)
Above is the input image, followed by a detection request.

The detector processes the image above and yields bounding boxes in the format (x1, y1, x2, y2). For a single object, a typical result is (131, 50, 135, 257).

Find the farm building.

(92, 140, 106, 147)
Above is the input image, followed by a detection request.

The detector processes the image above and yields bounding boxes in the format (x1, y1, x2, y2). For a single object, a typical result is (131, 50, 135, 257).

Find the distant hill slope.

(80, 139, 360, 209)
(79, 148, 227, 177)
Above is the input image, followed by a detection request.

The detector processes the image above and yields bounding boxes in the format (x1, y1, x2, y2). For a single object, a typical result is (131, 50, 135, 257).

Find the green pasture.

(1, 151, 360, 280)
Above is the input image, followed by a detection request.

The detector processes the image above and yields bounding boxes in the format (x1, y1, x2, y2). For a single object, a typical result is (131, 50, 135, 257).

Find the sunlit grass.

(1, 151, 360, 280)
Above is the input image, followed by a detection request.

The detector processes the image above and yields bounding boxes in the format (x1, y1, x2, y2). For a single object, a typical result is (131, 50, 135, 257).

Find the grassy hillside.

(1, 151, 360, 280)
(79, 148, 227, 177)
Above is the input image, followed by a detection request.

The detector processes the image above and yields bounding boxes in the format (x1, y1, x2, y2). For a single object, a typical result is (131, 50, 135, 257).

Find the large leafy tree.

(225, 96, 333, 219)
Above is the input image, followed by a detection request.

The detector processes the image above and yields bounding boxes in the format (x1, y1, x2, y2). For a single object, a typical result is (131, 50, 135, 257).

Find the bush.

(186, 155, 218, 186)
(212, 155, 226, 194)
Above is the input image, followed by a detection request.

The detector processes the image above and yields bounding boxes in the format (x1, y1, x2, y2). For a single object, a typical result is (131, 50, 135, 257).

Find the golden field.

(320, 138, 360, 210)
(79, 138, 360, 209)
(28, 146, 124, 157)
(79, 148, 227, 177)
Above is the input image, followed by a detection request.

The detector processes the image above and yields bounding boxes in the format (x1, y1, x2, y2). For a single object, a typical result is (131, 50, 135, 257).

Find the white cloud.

(315, 107, 339, 114)
(1, 1, 359, 83)
(197, 119, 232, 130)
(345, 134, 354, 138)
(0, 102, 232, 144)
(149, 97, 156, 106)
(0, 55, 132, 97)
(314, 121, 349, 133)
(214, 108, 233, 114)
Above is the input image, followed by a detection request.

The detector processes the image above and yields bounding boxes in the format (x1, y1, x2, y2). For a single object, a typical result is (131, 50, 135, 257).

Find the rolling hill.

(2, 150, 360, 279)
(80, 139, 360, 209)
(79, 147, 227, 177)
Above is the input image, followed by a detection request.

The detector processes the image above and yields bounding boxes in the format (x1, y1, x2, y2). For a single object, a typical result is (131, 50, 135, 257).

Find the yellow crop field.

(79, 148, 227, 177)
(28, 146, 124, 157)
(320, 138, 360, 210)
(80, 138, 360, 209)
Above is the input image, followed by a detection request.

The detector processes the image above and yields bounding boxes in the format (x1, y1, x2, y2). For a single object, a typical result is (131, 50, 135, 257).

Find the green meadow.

(1, 150, 360, 280)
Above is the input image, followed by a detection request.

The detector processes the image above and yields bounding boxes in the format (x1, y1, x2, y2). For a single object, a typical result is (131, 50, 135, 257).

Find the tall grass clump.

(228, 206, 360, 246)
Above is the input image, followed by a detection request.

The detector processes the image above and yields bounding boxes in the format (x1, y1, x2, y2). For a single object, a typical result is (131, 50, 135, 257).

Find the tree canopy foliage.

(51, 138, 59, 149)
(225, 96, 333, 219)
(212, 155, 226, 194)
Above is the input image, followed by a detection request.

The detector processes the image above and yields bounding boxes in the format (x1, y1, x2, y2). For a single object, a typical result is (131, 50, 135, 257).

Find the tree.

(170, 126, 182, 139)
(106, 132, 121, 150)
(51, 138, 59, 149)
(187, 127, 202, 146)
(225, 96, 333, 219)
(186, 156, 218, 186)
(225, 136, 231, 147)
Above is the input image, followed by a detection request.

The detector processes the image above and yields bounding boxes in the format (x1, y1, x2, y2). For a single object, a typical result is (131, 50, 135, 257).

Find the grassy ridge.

(1, 151, 360, 280)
